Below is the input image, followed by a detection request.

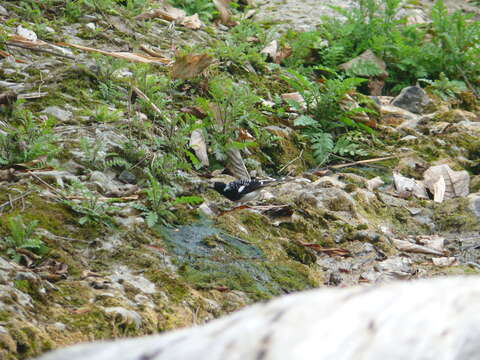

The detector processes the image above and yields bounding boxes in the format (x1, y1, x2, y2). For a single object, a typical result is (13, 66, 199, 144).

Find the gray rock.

(36, 277, 480, 360)
(0, 5, 8, 16)
(118, 170, 136, 184)
(391, 85, 431, 114)
(43, 106, 73, 122)
(104, 307, 142, 329)
(353, 230, 381, 243)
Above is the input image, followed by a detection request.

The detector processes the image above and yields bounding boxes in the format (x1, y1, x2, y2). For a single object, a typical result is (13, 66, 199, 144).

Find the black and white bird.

(212, 178, 278, 202)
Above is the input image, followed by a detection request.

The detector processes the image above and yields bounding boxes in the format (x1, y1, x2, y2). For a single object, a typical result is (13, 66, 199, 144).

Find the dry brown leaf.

(213, 0, 236, 26)
(135, 4, 186, 21)
(299, 243, 350, 257)
(432, 177, 446, 203)
(393, 172, 429, 199)
(423, 164, 469, 201)
(274, 44, 292, 64)
(180, 106, 207, 119)
(190, 129, 209, 167)
(171, 53, 213, 79)
(140, 44, 165, 58)
(261, 40, 278, 59)
(393, 239, 444, 256)
(0, 91, 17, 106)
(57, 42, 171, 64)
(181, 14, 204, 29)
(237, 129, 255, 141)
(281, 92, 306, 110)
(227, 148, 250, 180)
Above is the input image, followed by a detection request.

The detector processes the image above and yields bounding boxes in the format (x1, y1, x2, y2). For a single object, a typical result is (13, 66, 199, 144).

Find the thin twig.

(329, 154, 408, 170)
(7, 42, 76, 60)
(279, 149, 304, 173)
(0, 190, 35, 211)
(132, 86, 171, 123)
(456, 65, 479, 99)
(29, 172, 67, 200)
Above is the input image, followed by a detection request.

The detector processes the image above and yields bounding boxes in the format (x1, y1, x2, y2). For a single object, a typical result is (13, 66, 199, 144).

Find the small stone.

(0, 5, 8, 16)
(118, 170, 136, 184)
(399, 135, 418, 143)
(391, 85, 431, 114)
(353, 230, 381, 243)
(42, 106, 73, 122)
(432, 257, 457, 267)
(85, 22, 96, 30)
(17, 25, 37, 41)
(198, 203, 215, 218)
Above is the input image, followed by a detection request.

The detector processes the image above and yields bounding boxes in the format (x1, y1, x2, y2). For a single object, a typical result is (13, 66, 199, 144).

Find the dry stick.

(132, 86, 171, 124)
(456, 65, 479, 99)
(0, 190, 36, 211)
(329, 154, 407, 170)
(29, 172, 68, 200)
(6, 42, 76, 60)
(279, 149, 304, 173)
(18, 92, 48, 100)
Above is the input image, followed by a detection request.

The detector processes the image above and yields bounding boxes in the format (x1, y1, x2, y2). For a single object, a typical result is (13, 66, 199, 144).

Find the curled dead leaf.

(190, 129, 209, 167)
(181, 14, 204, 29)
(171, 53, 213, 79)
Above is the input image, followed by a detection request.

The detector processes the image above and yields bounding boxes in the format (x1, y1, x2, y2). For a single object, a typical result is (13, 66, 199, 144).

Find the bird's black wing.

(223, 179, 265, 201)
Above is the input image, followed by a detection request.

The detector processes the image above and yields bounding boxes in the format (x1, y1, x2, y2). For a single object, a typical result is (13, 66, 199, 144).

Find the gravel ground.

(254, 0, 480, 32)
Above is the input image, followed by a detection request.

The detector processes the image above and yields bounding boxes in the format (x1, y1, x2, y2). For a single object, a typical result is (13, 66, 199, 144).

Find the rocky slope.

(0, 1, 479, 359)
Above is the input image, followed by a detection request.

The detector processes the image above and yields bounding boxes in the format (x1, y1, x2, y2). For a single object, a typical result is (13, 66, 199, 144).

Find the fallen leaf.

(423, 164, 469, 201)
(274, 44, 292, 64)
(393, 172, 429, 199)
(393, 238, 444, 256)
(281, 92, 306, 110)
(226, 148, 250, 180)
(366, 176, 384, 191)
(213, 0, 236, 26)
(432, 257, 457, 267)
(190, 129, 209, 167)
(171, 53, 213, 79)
(261, 40, 278, 59)
(0, 91, 17, 106)
(135, 4, 186, 21)
(0, 50, 27, 63)
(416, 235, 445, 253)
(180, 106, 207, 119)
(237, 128, 255, 141)
(181, 14, 203, 29)
(432, 176, 446, 203)
(299, 243, 350, 257)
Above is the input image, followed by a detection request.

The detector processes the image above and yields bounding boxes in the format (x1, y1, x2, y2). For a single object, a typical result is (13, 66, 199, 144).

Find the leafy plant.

(62, 183, 118, 226)
(79, 136, 105, 169)
(89, 105, 123, 123)
(214, 20, 270, 69)
(0, 106, 58, 167)
(2, 216, 48, 263)
(419, 73, 468, 101)
(285, 71, 371, 165)
(197, 75, 264, 162)
(168, 0, 218, 22)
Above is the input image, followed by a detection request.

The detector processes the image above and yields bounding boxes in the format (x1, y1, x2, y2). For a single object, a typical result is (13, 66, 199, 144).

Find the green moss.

(144, 270, 189, 303)
(282, 241, 317, 265)
(8, 323, 50, 359)
(434, 198, 479, 232)
(0, 192, 101, 241)
(0, 311, 11, 322)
